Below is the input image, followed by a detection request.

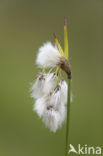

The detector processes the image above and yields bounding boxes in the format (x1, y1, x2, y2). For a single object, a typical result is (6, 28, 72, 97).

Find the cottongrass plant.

(31, 19, 72, 156)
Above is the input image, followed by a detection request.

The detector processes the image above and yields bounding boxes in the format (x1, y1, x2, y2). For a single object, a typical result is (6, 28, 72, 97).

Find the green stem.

(65, 79, 71, 156)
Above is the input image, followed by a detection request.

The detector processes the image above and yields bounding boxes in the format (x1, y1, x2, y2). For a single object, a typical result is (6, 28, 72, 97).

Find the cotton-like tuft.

(42, 104, 66, 132)
(31, 73, 57, 99)
(33, 96, 46, 117)
(31, 20, 72, 133)
(59, 79, 68, 104)
(42, 107, 61, 132)
(44, 73, 57, 94)
(31, 74, 45, 99)
(58, 104, 66, 125)
(49, 79, 68, 108)
(33, 79, 68, 132)
(36, 42, 61, 68)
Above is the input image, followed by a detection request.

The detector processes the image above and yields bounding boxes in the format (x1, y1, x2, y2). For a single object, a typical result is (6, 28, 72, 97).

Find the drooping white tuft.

(59, 79, 68, 105)
(41, 80, 68, 132)
(31, 74, 45, 99)
(42, 104, 66, 132)
(49, 79, 68, 108)
(33, 96, 46, 118)
(58, 104, 66, 125)
(44, 73, 57, 95)
(42, 107, 61, 132)
(36, 42, 61, 68)
(31, 74, 68, 132)
(31, 73, 57, 99)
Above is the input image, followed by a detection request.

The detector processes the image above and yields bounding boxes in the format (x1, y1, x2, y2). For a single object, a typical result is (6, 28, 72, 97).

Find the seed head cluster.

(31, 20, 71, 132)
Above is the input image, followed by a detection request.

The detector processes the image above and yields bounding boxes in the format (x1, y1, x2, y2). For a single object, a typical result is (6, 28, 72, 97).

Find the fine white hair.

(33, 96, 46, 118)
(31, 41, 69, 132)
(42, 104, 66, 132)
(44, 73, 57, 95)
(49, 79, 68, 108)
(31, 73, 57, 99)
(36, 42, 61, 68)
(31, 74, 45, 99)
(59, 80, 68, 105)
(33, 79, 68, 132)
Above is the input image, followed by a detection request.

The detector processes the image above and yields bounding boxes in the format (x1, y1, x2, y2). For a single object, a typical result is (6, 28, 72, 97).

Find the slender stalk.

(65, 79, 71, 156)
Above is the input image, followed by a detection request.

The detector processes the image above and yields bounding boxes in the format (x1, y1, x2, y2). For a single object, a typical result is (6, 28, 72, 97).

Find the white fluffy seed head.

(58, 104, 66, 125)
(31, 74, 45, 99)
(42, 104, 66, 132)
(31, 39, 70, 132)
(31, 73, 57, 99)
(36, 42, 61, 68)
(44, 73, 57, 95)
(49, 79, 68, 108)
(49, 87, 61, 108)
(41, 80, 68, 132)
(33, 95, 66, 132)
(33, 96, 47, 118)
(33, 78, 68, 132)
(42, 108, 61, 132)
(59, 79, 68, 105)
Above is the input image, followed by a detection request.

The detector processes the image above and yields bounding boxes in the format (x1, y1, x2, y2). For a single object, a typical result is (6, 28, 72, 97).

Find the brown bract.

(57, 57, 72, 79)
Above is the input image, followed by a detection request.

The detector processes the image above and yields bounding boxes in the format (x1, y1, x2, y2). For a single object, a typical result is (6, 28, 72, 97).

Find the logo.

(68, 144, 102, 155)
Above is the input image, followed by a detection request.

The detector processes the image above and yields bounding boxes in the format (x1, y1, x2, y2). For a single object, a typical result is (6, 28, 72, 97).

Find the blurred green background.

(0, 0, 103, 156)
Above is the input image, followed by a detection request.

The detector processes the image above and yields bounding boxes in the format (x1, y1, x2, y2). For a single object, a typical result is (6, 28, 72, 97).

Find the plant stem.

(65, 79, 71, 156)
